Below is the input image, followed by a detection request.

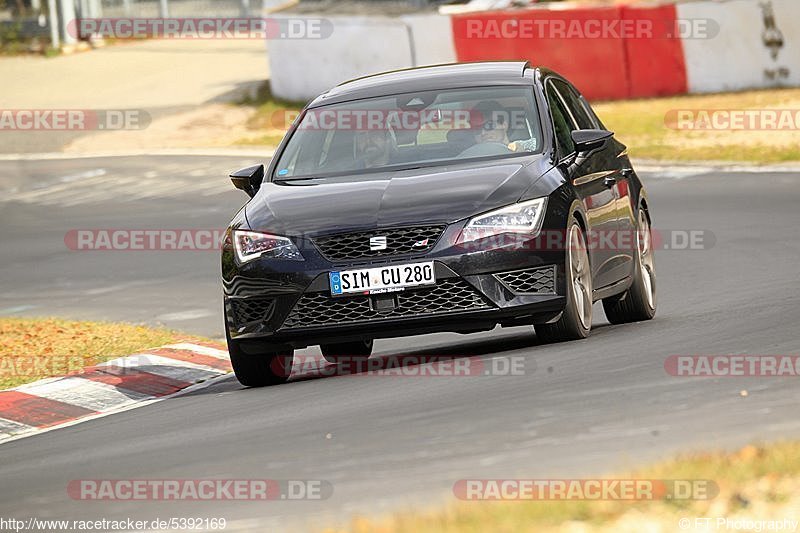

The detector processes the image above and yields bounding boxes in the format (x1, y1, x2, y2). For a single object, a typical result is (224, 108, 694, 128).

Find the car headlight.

(456, 197, 547, 245)
(233, 230, 303, 263)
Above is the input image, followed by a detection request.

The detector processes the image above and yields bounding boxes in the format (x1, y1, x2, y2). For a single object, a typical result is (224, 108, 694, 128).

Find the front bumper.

(223, 223, 568, 350)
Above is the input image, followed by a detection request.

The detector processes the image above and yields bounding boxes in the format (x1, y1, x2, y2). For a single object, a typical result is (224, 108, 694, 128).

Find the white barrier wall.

(678, 0, 800, 93)
(268, 16, 411, 101)
(401, 14, 457, 66)
(268, 15, 455, 101)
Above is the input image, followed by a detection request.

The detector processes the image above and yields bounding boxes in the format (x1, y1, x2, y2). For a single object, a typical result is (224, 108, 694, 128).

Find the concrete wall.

(402, 14, 456, 66)
(269, 15, 457, 101)
(678, 0, 800, 93)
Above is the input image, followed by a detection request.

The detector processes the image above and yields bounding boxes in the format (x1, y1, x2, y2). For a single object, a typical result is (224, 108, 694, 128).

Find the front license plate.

(329, 262, 435, 296)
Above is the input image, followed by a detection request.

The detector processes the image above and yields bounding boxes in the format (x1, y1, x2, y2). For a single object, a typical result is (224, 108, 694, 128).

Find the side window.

(545, 81, 576, 158)
(553, 80, 595, 130)
(580, 95, 606, 130)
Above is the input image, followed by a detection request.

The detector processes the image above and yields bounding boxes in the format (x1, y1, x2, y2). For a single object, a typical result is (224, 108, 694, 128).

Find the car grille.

(495, 266, 556, 294)
(282, 279, 491, 329)
(229, 298, 275, 325)
(313, 225, 445, 262)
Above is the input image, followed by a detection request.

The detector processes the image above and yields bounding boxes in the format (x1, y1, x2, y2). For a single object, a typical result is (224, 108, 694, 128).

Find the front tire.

(602, 207, 656, 324)
(535, 217, 592, 343)
(320, 339, 373, 364)
(226, 319, 293, 387)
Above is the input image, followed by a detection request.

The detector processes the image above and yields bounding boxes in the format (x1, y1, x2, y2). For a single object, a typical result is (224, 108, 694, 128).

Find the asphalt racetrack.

(0, 156, 798, 530)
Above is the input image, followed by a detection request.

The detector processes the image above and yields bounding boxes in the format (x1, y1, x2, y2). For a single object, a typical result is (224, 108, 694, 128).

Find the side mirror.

(230, 164, 264, 197)
(571, 129, 614, 154)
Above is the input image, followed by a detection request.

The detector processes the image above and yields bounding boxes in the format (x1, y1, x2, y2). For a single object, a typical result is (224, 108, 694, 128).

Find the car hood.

(245, 156, 552, 236)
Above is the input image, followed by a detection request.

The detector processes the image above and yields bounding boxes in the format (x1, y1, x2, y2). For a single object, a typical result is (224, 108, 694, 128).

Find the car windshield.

(272, 86, 543, 179)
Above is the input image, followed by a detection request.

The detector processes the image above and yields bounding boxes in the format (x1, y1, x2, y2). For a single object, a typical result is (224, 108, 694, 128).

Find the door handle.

(603, 176, 617, 188)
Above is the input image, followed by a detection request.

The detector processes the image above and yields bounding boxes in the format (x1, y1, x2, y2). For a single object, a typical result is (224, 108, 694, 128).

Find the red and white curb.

(0, 342, 231, 444)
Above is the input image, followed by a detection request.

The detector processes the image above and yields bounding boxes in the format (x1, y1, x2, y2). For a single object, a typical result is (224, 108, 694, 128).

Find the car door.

(568, 84, 638, 271)
(545, 79, 621, 290)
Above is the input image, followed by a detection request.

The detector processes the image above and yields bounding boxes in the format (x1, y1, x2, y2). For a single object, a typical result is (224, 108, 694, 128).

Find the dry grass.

(595, 88, 800, 163)
(331, 442, 800, 533)
(0, 317, 179, 389)
(233, 81, 305, 147)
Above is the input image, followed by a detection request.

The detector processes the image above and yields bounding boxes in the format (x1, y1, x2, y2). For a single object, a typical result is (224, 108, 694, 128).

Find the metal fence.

(1, 0, 453, 50)
(1, 0, 288, 48)
(97, 0, 449, 18)
(1, 0, 53, 50)
(99, 0, 267, 18)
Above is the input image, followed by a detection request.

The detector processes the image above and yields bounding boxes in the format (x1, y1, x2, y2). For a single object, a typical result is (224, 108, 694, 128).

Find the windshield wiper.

(274, 165, 427, 182)
(272, 175, 322, 183)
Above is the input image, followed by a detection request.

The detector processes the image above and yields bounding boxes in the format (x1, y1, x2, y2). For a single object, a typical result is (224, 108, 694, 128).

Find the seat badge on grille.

(413, 238, 430, 248)
(369, 236, 388, 251)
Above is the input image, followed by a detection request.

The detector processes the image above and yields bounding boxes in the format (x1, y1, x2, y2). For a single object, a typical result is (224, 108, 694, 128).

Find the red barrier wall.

(451, 5, 688, 101)
(452, 7, 629, 100)
(622, 5, 687, 98)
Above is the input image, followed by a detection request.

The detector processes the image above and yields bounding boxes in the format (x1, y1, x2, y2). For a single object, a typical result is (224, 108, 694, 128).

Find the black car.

(222, 61, 656, 386)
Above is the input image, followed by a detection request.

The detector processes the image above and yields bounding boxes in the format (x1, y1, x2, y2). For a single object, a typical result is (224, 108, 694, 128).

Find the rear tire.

(226, 317, 293, 387)
(602, 207, 656, 324)
(535, 217, 592, 343)
(320, 339, 373, 364)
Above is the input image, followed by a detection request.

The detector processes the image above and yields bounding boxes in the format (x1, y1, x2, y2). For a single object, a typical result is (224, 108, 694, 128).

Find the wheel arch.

(636, 184, 651, 225)
(572, 208, 588, 235)
(569, 201, 591, 271)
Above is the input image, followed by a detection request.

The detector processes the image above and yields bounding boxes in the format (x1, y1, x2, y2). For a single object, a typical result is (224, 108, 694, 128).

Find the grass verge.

(335, 442, 800, 533)
(0, 22, 58, 56)
(234, 83, 800, 164)
(232, 81, 306, 146)
(0, 317, 181, 389)
(596, 88, 800, 163)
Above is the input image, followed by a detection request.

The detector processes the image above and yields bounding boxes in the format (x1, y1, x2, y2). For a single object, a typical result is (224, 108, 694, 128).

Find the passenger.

(472, 100, 538, 152)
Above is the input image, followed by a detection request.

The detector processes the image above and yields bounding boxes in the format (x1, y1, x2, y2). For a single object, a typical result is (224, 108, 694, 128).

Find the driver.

(471, 100, 538, 152)
(354, 127, 396, 169)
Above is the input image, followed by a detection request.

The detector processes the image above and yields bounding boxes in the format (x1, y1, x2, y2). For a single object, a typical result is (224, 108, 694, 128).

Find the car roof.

(308, 61, 535, 108)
